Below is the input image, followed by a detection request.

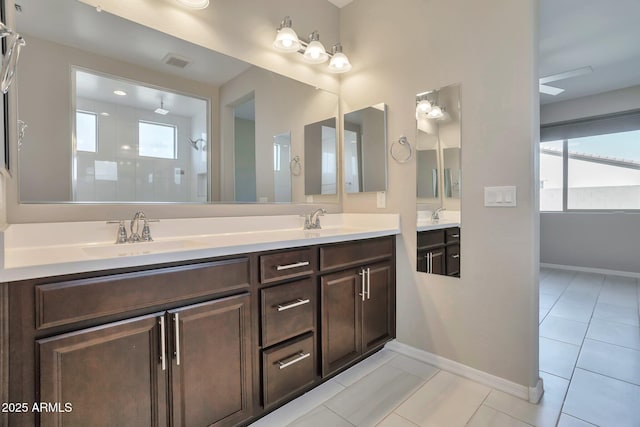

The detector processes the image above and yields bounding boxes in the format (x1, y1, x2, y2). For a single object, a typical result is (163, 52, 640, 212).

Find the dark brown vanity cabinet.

(319, 237, 395, 376)
(5, 236, 397, 426)
(417, 227, 460, 277)
(9, 258, 253, 427)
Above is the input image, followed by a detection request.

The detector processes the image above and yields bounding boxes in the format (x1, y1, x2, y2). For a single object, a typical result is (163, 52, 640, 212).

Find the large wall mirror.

(343, 103, 387, 193)
(14, 0, 338, 204)
(415, 84, 462, 277)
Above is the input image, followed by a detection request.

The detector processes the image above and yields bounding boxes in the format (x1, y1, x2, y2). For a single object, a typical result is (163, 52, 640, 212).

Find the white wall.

(340, 0, 539, 388)
(541, 84, 640, 125)
(540, 86, 640, 273)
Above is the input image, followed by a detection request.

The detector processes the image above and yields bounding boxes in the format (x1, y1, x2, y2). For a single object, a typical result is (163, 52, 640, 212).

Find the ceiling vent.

(162, 53, 191, 69)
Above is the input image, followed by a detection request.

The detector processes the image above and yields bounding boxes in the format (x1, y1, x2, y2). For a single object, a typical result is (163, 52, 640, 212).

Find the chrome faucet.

(129, 211, 153, 243)
(431, 207, 446, 221)
(304, 208, 326, 230)
(108, 211, 156, 244)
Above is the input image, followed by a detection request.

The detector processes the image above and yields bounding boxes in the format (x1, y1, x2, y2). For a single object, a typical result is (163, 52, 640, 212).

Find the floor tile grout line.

(321, 404, 356, 426)
(571, 366, 640, 389)
(558, 273, 605, 423)
(462, 388, 493, 426)
(388, 411, 420, 427)
(581, 335, 640, 352)
(558, 411, 598, 427)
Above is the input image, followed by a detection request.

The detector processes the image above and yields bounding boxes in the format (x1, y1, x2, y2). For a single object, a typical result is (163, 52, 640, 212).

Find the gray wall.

(541, 213, 640, 274)
(540, 85, 640, 274)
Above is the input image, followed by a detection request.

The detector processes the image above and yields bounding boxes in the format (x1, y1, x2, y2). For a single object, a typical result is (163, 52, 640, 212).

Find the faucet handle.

(141, 219, 153, 242)
(300, 214, 312, 229)
(107, 220, 128, 244)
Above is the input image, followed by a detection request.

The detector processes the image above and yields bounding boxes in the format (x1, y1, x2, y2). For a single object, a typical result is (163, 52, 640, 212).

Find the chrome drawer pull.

(159, 316, 166, 371)
(450, 234, 460, 238)
(174, 313, 181, 366)
(277, 351, 311, 370)
(277, 298, 310, 312)
(452, 254, 460, 259)
(276, 261, 310, 271)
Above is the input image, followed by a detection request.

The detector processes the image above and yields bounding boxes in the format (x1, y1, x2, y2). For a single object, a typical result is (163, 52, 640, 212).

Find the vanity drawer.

(35, 258, 250, 330)
(260, 248, 315, 284)
(261, 278, 315, 347)
(417, 230, 445, 250)
(320, 237, 393, 271)
(262, 333, 315, 408)
(445, 227, 461, 244)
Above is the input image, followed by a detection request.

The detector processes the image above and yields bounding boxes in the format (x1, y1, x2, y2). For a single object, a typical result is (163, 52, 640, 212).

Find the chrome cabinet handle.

(359, 269, 366, 301)
(276, 261, 310, 271)
(159, 316, 166, 371)
(452, 254, 460, 259)
(366, 267, 371, 300)
(174, 313, 181, 366)
(425, 252, 432, 274)
(450, 234, 460, 238)
(277, 351, 311, 370)
(277, 298, 310, 312)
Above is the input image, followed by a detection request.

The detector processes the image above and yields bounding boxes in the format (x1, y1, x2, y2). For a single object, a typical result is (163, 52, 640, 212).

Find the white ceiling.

(539, 0, 640, 105)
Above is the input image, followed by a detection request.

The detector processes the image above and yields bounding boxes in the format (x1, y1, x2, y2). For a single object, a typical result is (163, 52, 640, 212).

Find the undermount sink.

(82, 239, 205, 258)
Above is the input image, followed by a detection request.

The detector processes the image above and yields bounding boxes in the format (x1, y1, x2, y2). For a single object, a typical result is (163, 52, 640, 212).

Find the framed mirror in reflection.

(15, 0, 338, 204)
(415, 84, 461, 277)
(343, 103, 387, 193)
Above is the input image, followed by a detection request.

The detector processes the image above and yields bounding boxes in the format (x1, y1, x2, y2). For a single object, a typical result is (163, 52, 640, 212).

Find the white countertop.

(416, 210, 461, 232)
(0, 213, 400, 282)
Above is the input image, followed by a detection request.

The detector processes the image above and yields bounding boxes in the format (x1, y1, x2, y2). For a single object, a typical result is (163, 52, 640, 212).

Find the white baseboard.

(541, 263, 640, 279)
(528, 377, 544, 404)
(385, 340, 536, 401)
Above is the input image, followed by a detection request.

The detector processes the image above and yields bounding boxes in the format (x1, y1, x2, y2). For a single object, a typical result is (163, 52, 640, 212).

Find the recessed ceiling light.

(113, 90, 127, 96)
(175, 0, 210, 9)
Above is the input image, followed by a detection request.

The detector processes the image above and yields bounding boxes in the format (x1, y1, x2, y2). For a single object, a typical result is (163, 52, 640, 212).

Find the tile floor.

(250, 268, 640, 426)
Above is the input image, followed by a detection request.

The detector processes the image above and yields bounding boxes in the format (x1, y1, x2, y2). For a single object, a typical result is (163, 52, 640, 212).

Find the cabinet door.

(169, 293, 252, 427)
(362, 261, 394, 353)
(37, 313, 167, 427)
(320, 269, 362, 376)
(430, 248, 446, 275)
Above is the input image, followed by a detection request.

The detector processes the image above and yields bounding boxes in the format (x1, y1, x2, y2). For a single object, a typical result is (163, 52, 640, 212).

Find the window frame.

(540, 111, 640, 213)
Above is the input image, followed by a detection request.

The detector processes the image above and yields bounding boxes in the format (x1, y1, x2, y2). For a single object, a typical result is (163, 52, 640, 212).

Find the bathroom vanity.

(0, 214, 398, 426)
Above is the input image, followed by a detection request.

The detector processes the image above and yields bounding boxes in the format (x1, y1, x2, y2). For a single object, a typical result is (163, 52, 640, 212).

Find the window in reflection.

(76, 111, 97, 153)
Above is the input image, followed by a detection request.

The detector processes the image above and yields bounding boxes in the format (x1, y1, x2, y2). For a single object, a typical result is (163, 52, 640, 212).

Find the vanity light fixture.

(113, 90, 127, 96)
(155, 99, 169, 115)
(175, 0, 210, 9)
(328, 43, 352, 73)
(303, 31, 329, 64)
(100, 112, 110, 117)
(273, 16, 352, 73)
(273, 16, 301, 52)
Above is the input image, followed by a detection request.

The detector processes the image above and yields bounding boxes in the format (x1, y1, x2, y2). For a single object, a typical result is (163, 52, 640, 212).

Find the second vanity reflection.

(416, 84, 461, 277)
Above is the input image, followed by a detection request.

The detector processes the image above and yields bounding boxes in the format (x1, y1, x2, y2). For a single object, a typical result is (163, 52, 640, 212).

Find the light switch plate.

(377, 191, 386, 209)
(484, 186, 516, 207)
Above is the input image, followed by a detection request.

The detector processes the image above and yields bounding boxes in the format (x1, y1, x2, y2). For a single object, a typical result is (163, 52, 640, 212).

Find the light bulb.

(303, 32, 328, 64)
(427, 105, 443, 119)
(273, 27, 301, 52)
(328, 52, 352, 73)
(416, 100, 432, 116)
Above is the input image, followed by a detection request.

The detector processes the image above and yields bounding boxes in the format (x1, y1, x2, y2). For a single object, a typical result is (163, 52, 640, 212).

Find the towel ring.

(289, 155, 302, 176)
(390, 136, 413, 163)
